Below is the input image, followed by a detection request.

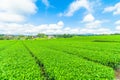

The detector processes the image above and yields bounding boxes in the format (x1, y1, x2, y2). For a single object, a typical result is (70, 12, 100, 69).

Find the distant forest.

(0, 33, 120, 40)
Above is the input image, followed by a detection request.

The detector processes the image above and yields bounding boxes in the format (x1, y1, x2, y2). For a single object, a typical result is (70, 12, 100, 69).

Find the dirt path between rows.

(22, 42, 52, 80)
(116, 69, 120, 80)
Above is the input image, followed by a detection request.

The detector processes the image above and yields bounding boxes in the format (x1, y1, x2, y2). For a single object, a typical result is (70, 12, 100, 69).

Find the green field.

(1, 35, 120, 80)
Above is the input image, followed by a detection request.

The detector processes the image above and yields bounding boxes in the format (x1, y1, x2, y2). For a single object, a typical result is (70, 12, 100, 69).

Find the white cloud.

(59, 0, 102, 17)
(63, 27, 80, 34)
(42, 0, 50, 7)
(0, 12, 25, 22)
(57, 21, 64, 26)
(81, 13, 113, 34)
(0, 0, 114, 35)
(115, 20, 120, 33)
(116, 26, 120, 31)
(0, 21, 64, 35)
(64, 0, 91, 16)
(82, 14, 101, 29)
(0, 0, 37, 14)
(115, 20, 120, 25)
(80, 28, 112, 34)
(103, 2, 120, 15)
(95, 28, 111, 34)
(0, 0, 37, 22)
(82, 14, 95, 22)
(85, 20, 101, 28)
(104, 7, 115, 12)
(0, 21, 113, 35)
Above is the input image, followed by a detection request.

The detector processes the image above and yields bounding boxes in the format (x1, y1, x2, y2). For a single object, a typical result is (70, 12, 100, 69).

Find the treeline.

(0, 33, 75, 40)
(1, 33, 120, 40)
(53, 34, 75, 38)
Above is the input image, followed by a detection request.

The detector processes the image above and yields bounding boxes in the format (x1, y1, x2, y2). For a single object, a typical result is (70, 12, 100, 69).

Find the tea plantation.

(1, 35, 120, 80)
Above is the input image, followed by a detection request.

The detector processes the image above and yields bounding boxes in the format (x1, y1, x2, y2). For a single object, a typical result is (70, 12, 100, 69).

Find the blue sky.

(0, 0, 120, 35)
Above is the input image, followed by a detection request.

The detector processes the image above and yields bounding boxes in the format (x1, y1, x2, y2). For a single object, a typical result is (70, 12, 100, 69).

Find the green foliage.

(1, 35, 120, 79)
(53, 34, 74, 38)
(32, 36, 120, 69)
(36, 33, 47, 38)
(0, 41, 42, 80)
(24, 39, 116, 79)
(0, 34, 4, 40)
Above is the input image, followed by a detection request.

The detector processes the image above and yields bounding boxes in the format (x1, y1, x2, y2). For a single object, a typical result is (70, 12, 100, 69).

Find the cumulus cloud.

(85, 20, 102, 28)
(63, 0, 91, 16)
(0, 20, 112, 35)
(115, 20, 120, 31)
(116, 26, 120, 31)
(57, 21, 64, 26)
(0, 0, 114, 35)
(103, 2, 120, 15)
(80, 13, 113, 34)
(115, 20, 120, 25)
(0, 12, 25, 22)
(82, 14, 95, 22)
(0, 0, 37, 22)
(80, 14, 112, 34)
(82, 14, 102, 29)
(0, 21, 64, 35)
(79, 28, 112, 34)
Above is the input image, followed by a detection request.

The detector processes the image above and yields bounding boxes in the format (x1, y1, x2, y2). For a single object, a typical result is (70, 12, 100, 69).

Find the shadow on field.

(92, 40, 119, 42)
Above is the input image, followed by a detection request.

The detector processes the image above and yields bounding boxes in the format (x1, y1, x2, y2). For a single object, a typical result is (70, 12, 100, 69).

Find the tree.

(0, 34, 4, 40)
(62, 34, 73, 38)
(54, 34, 74, 38)
(36, 33, 47, 38)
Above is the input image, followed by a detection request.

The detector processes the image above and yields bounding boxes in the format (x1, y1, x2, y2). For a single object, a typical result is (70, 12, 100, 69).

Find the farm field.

(0, 35, 120, 80)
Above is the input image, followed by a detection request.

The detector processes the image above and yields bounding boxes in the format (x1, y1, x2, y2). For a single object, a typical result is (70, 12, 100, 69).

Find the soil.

(116, 69, 120, 80)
